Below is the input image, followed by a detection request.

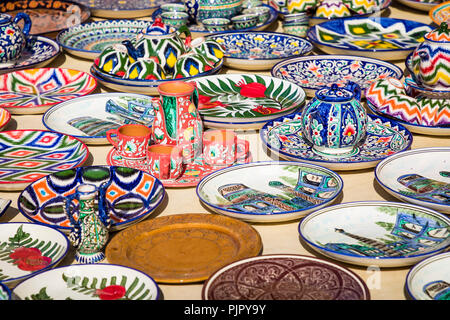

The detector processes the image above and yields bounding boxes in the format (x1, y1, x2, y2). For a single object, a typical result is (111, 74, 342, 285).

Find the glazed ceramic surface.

(0, 222, 69, 287)
(0, 130, 88, 191)
(398, 0, 438, 11)
(74, 0, 173, 18)
(375, 147, 450, 214)
(271, 55, 403, 97)
(202, 254, 370, 300)
(406, 252, 450, 300)
(0, 68, 97, 115)
(299, 202, 450, 268)
(18, 166, 165, 232)
(105, 213, 262, 283)
(56, 20, 151, 60)
(12, 263, 160, 300)
(0, 108, 11, 132)
(261, 113, 412, 171)
(205, 31, 313, 70)
(43, 93, 155, 145)
(0, 282, 11, 300)
(307, 17, 432, 60)
(192, 74, 306, 129)
(430, 1, 450, 25)
(0, 198, 12, 219)
(197, 161, 343, 223)
(0, 0, 91, 36)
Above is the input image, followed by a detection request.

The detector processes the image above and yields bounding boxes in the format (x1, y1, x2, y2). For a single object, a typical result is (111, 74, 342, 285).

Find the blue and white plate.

(299, 201, 450, 268)
(260, 113, 413, 171)
(205, 31, 313, 70)
(271, 54, 403, 97)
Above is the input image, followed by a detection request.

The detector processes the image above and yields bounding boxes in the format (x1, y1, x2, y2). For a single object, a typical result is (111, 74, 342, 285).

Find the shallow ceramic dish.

(18, 165, 165, 232)
(12, 263, 160, 300)
(56, 19, 151, 60)
(202, 254, 370, 300)
(197, 161, 343, 223)
(0, 130, 88, 191)
(0, 222, 69, 287)
(307, 17, 432, 60)
(398, 0, 439, 12)
(430, 1, 450, 25)
(0, 282, 11, 300)
(299, 201, 450, 268)
(205, 31, 313, 70)
(406, 252, 450, 300)
(0, 198, 12, 219)
(191, 74, 306, 129)
(0, 68, 97, 115)
(74, 0, 172, 18)
(43, 93, 155, 145)
(375, 147, 450, 214)
(0, 0, 91, 36)
(260, 113, 413, 171)
(271, 54, 403, 97)
(105, 213, 262, 284)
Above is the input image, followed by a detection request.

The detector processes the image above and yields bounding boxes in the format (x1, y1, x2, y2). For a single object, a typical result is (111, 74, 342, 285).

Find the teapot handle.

(177, 25, 192, 48)
(345, 81, 361, 102)
(13, 12, 32, 38)
(63, 192, 80, 229)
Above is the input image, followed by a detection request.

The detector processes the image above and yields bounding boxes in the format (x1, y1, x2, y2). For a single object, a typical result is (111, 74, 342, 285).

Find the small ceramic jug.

(0, 13, 32, 65)
(301, 82, 368, 155)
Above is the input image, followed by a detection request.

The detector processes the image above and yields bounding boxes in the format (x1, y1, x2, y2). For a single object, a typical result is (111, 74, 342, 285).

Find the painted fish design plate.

(197, 161, 343, 223)
(375, 147, 450, 214)
(430, 1, 450, 25)
(75, 0, 176, 18)
(18, 166, 165, 232)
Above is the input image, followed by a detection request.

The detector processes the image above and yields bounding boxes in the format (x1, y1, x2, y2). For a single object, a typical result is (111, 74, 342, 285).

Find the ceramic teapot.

(184, 0, 243, 23)
(300, 82, 367, 155)
(411, 22, 450, 89)
(0, 12, 32, 65)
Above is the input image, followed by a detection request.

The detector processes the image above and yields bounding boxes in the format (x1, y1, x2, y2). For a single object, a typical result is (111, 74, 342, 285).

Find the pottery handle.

(63, 193, 79, 229)
(13, 12, 32, 38)
(346, 81, 361, 102)
(235, 140, 250, 163)
(106, 128, 119, 149)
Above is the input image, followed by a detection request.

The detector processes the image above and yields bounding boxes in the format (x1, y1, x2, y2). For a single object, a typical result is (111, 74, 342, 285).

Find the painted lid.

(142, 17, 175, 36)
(425, 22, 450, 42)
(0, 14, 12, 25)
(316, 83, 355, 102)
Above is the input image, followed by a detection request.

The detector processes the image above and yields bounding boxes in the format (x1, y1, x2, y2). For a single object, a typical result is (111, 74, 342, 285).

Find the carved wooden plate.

(105, 213, 262, 284)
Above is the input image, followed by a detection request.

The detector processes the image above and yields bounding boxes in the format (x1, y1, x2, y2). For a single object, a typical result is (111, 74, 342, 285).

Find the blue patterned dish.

(205, 31, 313, 70)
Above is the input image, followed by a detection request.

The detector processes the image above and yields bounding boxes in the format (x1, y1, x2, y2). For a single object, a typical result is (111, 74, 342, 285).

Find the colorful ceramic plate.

(299, 201, 450, 268)
(0, 0, 91, 36)
(0, 198, 12, 219)
(0, 222, 69, 287)
(260, 113, 413, 171)
(202, 254, 370, 300)
(0, 36, 61, 74)
(0, 68, 97, 115)
(75, 0, 174, 18)
(105, 213, 262, 284)
(107, 144, 252, 188)
(430, 1, 450, 25)
(307, 17, 432, 61)
(18, 165, 165, 232)
(191, 74, 306, 129)
(375, 147, 450, 214)
(56, 19, 151, 60)
(12, 263, 160, 300)
(406, 252, 450, 300)
(0, 282, 11, 300)
(0, 130, 89, 191)
(43, 93, 155, 145)
(197, 161, 343, 223)
(0, 108, 11, 132)
(271, 54, 403, 97)
(204, 31, 313, 71)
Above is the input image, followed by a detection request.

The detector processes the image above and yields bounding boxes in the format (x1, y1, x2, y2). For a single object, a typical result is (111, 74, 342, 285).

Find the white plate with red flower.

(189, 74, 306, 130)
(0, 222, 69, 288)
(12, 264, 160, 300)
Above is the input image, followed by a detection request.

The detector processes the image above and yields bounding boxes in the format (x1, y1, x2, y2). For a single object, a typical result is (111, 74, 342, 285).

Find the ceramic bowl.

(160, 3, 187, 12)
(231, 14, 259, 29)
(242, 6, 271, 23)
(299, 201, 450, 268)
(161, 11, 189, 28)
(202, 18, 230, 32)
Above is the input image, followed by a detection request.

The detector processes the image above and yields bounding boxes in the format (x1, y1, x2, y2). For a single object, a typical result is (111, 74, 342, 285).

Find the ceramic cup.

(242, 6, 271, 24)
(160, 3, 187, 12)
(106, 124, 152, 160)
(147, 144, 184, 180)
(189, 36, 224, 65)
(161, 11, 189, 28)
(231, 14, 259, 29)
(124, 57, 166, 80)
(0, 13, 32, 65)
(173, 52, 215, 78)
(202, 18, 230, 32)
(283, 12, 309, 37)
(94, 43, 131, 77)
(203, 129, 249, 166)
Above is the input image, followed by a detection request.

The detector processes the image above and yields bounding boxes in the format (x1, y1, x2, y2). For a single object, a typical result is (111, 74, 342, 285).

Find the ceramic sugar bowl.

(0, 13, 32, 65)
(301, 82, 368, 156)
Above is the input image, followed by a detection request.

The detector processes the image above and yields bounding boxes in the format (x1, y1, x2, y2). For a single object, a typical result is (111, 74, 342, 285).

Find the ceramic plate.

(0, 222, 69, 287)
(105, 213, 262, 284)
(406, 252, 450, 300)
(76, 0, 176, 18)
(0, 108, 11, 132)
(375, 147, 450, 214)
(56, 19, 151, 60)
(0, 130, 89, 191)
(202, 254, 370, 300)
(0, 0, 91, 36)
(430, 1, 450, 25)
(307, 17, 432, 61)
(0, 36, 61, 74)
(0, 198, 12, 219)
(197, 161, 343, 223)
(191, 74, 306, 129)
(204, 31, 313, 71)
(271, 54, 403, 97)
(0, 282, 11, 300)
(12, 263, 160, 300)
(43, 93, 155, 145)
(18, 165, 165, 232)
(299, 201, 450, 268)
(398, 0, 441, 13)
(0, 68, 97, 115)
(260, 113, 413, 171)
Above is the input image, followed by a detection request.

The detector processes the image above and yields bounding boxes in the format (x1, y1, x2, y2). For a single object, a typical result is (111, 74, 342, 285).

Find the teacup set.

(0, 12, 32, 66)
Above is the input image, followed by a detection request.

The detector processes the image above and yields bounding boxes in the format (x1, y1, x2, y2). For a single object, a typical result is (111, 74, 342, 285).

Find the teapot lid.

(0, 14, 12, 24)
(316, 83, 355, 102)
(424, 22, 450, 42)
(143, 17, 176, 35)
